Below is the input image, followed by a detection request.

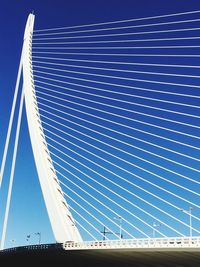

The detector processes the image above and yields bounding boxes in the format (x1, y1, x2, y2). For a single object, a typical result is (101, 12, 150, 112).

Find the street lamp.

(10, 239, 16, 248)
(152, 222, 160, 238)
(26, 234, 31, 244)
(180, 207, 193, 237)
(35, 232, 41, 245)
(114, 216, 122, 239)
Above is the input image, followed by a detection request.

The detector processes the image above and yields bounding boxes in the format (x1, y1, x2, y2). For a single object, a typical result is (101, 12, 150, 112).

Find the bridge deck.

(1, 243, 200, 266)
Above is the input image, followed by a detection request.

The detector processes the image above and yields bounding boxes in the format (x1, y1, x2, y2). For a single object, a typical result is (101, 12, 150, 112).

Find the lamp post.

(26, 234, 31, 244)
(152, 222, 160, 238)
(10, 239, 16, 248)
(35, 232, 41, 245)
(180, 207, 193, 237)
(114, 216, 122, 239)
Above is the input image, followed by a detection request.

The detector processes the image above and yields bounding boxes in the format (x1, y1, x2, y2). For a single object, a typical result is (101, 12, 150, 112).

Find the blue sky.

(1, 0, 200, 248)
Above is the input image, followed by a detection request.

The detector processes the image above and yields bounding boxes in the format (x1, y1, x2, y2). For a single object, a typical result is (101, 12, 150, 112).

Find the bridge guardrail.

(0, 243, 63, 253)
(63, 236, 200, 250)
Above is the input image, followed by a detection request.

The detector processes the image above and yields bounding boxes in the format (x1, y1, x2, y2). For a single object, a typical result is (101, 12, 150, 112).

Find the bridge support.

(22, 14, 82, 243)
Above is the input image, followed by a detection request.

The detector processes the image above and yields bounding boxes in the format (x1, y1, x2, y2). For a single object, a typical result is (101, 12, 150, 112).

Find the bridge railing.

(63, 236, 200, 250)
(0, 243, 63, 253)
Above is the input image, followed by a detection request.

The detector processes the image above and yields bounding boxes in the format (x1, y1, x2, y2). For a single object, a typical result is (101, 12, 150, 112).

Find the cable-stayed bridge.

(1, 10, 200, 265)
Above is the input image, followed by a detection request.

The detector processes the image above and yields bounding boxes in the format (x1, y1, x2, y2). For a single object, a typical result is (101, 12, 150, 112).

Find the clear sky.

(1, 0, 200, 249)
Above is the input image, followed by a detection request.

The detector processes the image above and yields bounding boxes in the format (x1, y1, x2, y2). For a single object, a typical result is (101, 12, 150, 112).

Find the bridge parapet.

(0, 243, 63, 254)
(63, 236, 200, 250)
